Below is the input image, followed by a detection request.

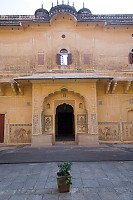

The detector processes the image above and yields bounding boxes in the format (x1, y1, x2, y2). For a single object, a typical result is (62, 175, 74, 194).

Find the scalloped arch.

(41, 87, 87, 111)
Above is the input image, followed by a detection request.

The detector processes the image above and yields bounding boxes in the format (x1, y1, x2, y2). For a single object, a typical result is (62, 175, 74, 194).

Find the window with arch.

(57, 48, 72, 65)
(129, 49, 133, 64)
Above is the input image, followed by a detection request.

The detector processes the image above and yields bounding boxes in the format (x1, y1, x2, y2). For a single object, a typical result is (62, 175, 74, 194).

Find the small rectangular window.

(129, 49, 133, 64)
(67, 53, 72, 65)
(57, 54, 60, 65)
(84, 54, 90, 64)
(98, 100, 102, 105)
(38, 54, 44, 65)
(129, 100, 133, 104)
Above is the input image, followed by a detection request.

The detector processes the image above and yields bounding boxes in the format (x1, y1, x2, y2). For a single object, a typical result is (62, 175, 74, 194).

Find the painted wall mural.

(98, 122, 120, 141)
(10, 124, 32, 143)
(122, 122, 133, 141)
(44, 115, 53, 134)
(77, 114, 87, 133)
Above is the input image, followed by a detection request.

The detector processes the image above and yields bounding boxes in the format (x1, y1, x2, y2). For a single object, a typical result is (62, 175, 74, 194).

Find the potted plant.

(57, 161, 72, 193)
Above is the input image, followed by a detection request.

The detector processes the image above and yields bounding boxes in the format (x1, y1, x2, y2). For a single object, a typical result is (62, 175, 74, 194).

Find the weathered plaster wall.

(0, 86, 32, 144)
(0, 16, 132, 78)
(0, 13, 133, 145)
(97, 83, 133, 142)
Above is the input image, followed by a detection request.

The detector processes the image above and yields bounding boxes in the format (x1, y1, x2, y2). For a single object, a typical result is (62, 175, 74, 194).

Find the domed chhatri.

(35, 5, 49, 18)
(78, 8, 92, 15)
(49, 4, 77, 18)
(34, 3, 93, 21)
(32, 2, 133, 25)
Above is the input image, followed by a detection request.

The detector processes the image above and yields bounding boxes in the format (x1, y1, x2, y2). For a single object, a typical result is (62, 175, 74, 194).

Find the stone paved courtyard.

(0, 161, 133, 200)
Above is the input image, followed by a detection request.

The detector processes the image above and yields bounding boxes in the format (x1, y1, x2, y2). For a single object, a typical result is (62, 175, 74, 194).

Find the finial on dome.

(57, 0, 58, 5)
(83, 2, 85, 8)
(52, 2, 53, 7)
(62, 0, 64, 4)
(67, 0, 69, 5)
(73, 2, 74, 7)
(41, 4, 43, 9)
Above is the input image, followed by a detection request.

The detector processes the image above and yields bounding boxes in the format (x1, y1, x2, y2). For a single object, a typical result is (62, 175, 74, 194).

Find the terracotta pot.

(57, 175, 72, 193)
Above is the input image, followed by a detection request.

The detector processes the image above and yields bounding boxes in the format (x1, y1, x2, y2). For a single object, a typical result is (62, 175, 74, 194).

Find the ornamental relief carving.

(33, 114, 39, 135)
(44, 115, 53, 134)
(77, 114, 88, 133)
(122, 122, 133, 141)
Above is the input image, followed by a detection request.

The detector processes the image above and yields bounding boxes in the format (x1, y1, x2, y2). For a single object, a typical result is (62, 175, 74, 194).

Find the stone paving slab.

(0, 162, 133, 200)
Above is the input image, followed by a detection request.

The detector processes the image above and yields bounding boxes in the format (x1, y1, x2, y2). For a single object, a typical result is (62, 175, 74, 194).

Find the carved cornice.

(0, 4, 133, 26)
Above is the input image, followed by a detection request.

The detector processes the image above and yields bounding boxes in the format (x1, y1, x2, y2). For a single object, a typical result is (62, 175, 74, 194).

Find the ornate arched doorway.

(55, 103, 75, 141)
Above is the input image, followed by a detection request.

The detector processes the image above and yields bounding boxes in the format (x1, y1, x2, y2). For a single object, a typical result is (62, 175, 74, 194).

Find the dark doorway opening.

(0, 114, 5, 143)
(55, 104, 75, 141)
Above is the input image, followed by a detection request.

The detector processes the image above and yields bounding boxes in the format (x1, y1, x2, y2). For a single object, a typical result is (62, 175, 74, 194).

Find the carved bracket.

(106, 81, 111, 94)
(11, 82, 18, 95)
(17, 83, 24, 95)
(111, 81, 117, 94)
(124, 81, 131, 93)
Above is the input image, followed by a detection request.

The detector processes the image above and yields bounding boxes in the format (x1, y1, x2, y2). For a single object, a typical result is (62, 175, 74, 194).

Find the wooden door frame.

(0, 114, 5, 143)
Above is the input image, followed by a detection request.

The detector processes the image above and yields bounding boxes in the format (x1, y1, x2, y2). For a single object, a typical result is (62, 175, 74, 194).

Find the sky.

(0, 0, 133, 15)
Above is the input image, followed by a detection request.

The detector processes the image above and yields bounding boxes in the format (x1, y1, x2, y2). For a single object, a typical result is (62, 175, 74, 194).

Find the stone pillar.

(31, 84, 52, 147)
(32, 84, 40, 135)
(78, 82, 99, 146)
(89, 83, 98, 135)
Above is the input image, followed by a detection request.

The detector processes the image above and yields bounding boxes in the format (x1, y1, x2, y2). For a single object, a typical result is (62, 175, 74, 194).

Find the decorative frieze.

(33, 114, 39, 135)
(77, 114, 87, 133)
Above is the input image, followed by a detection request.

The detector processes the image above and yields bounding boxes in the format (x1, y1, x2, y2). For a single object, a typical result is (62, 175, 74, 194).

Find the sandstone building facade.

(0, 3, 133, 146)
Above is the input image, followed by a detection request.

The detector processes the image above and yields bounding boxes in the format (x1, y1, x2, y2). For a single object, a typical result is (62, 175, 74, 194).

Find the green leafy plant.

(57, 162, 72, 185)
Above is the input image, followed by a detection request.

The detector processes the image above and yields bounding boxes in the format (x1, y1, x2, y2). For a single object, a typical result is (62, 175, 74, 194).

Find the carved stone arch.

(41, 87, 87, 112)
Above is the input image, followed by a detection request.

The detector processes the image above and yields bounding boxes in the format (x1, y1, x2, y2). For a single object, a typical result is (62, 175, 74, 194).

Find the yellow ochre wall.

(0, 15, 133, 76)
(0, 85, 32, 144)
(97, 83, 133, 143)
(0, 14, 133, 145)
